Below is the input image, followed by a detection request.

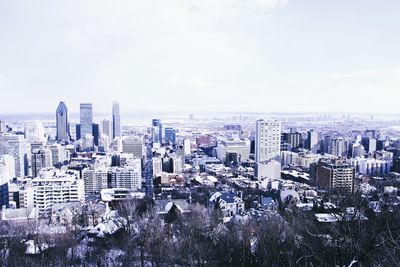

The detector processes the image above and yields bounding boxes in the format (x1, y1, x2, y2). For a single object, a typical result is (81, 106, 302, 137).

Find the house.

(210, 191, 244, 217)
(155, 199, 191, 223)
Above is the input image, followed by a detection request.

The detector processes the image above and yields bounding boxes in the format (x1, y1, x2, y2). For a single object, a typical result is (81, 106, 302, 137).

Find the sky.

(1, 0, 400, 114)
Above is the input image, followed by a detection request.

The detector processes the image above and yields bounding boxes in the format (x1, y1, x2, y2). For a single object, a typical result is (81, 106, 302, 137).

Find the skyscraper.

(152, 119, 162, 144)
(80, 103, 93, 138)
(164, 127, 176, 145)
(112, 101, 121, 139)
(100, 119, 113, 141)
(56, 101, 69, 142)
(255, 119, 281, 163)
(307, 130, 319, 154)
(31, 148, 52, 177)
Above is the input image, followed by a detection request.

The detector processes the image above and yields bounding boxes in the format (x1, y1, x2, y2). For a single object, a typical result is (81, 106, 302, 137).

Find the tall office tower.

(99, 134, 110, 153)
(49, 143, 67, 166)
(109, 164, 142, 190)
(307, 130, 319, 154)
(152, 157, 162, 178)
(330, 138, 348, 157)
(316, 158, 355, 192)
(0, 134, 27, 177)
(100, 119, 113, 141)
(362, 137, 377, 153)
(171, 155, 183, 173)
(164, 127, 176, 145)
(183, 139, 191, 155)
(255, 119, 281, 163)
(82, 167, 108, 195)
(364, 129, 376, 139)
(282, 132, 303, 150)
(25, 121, 46, 142)
(80, 103, 93, 138)
(92, 123, 99, 146)
(112, 101, 121, 139)
(152, 119, 162, 144)
(0, 120, 6, 133)
(31, 149, 52, 177)
(0, 155, 15, 207)
(56, 101, 69, 142)
(82, 134, 94, 152)
(122, 136, 145, 158)
(323, 135, 332, 154)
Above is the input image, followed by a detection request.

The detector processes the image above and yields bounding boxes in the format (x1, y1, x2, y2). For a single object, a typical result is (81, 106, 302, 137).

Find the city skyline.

(1, 0, 400, 114)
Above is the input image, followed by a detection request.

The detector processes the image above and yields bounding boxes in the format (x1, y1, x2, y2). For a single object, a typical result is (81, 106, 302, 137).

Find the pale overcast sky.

(0, 0, 400, 114)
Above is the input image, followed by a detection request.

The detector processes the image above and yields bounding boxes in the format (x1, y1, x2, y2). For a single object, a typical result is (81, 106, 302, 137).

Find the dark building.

(282, 132, 303, 150)
(164, 127, 176, 145)
(0, 183, 9, 207)
(76, 124, 81, 140)
(225, 151, 239, 165)
(315, 158, 355, 192)
(92, 123, 99, 146)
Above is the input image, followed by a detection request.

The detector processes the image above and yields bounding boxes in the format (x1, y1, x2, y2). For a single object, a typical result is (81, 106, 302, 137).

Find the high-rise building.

(362, 137, 377, 153)
(255, 119, 281, 163)
(80, 103, 93, 138)
(0, 155, 15, 207)
(152, 119, 162, 144)
(330, 138, 348, 157)
(152, 157, 162, 178)
(82, 168, 108, 195)
(216, 139, 250, 162)
(100, 119, 113, 141)
(109, 163, 142, 190)
(99, 134, 110, 153)
(49, 143, 67, 167)
(92, 123, 99, 146)
(31, 149, 52, 177)
(307, 130, 319, 154)
(164, 127, 176, 145)
(30, 169, 84, 217)
(25, 121, 46, 143)
(112, 101, 121, 139)
(122, 136, 145, 158)
(0, 134, 28, 177)
(316, 158, 355, 192)
(183, 139, 191, 155)
(282, 132, 303, 150)
(56, 101, 69, 142)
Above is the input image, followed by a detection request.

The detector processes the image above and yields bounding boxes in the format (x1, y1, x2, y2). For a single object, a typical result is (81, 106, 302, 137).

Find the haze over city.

(1, 0, 400, 114)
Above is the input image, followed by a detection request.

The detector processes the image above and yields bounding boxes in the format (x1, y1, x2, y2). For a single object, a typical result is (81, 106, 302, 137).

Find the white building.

(109, 162, 142, 190)
(30, 169, 84, 217)
(255, 119, 281, 163)
(99, 134, 110, 152)
(0, 134, 27, 177)
(153, 157, 162, 178)
(0, 155, 16, 182)
(183, 138, 191, 155)
(307, 130, 319, 154)
(216, 139, 250, 162)
(25, 121, 46, 143)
